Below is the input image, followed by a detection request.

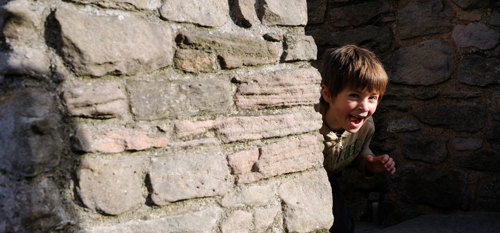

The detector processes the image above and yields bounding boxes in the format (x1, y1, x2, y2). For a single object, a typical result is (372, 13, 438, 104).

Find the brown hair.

(320, 45, 388, 105)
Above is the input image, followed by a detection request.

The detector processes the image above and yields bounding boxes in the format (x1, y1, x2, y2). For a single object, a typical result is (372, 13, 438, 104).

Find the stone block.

(491, 10, 500, 26)
(68, 0, 161, 10)
(227, 148, 260, 175)
(81, 207, 221, 233)
(232, 0, 256, 27)
(55, 3, 174, 76)
(128, 78, 232, 120)
(77, 156, 145, 215)
(307, 0, 327, 24)
(216, 111, 322, 143)
(486, 126, 500, 152)
(329, 25, 393, 53)
(452, 23, 500, 50)
(0, 46, 50, 78)
(174, 49, 217, 73)
(455, 150, 500, 172)
(398, 0, 453, 39)
(393, 166, 467, 209)
(0, 90, 62, 177)
(386, 118, 420, 133)
(475, 175, 500, 211)
(401, 136, 448, 164)
(149, 151, 230, 205)
(63, 80, 127, 118)
(221, 210, 253, 233)
(234, 68, 321, 108)
(72, 125, 168, 153)
(452, 0, 491, 9)
(177, 30, 278, 68)
(254, 206, 280, 232)
(282, 35, 317, 61)
(491, 92, 500, 122)
(451, 137, 483, 151)
(326, 1, 390, 27)
(388, 40, 453, 86)
(174, 120, 220, 138)
(412, 103, 486, 132)
(220, 182, 275, 207)
(279, 169, 333, 232)
(458, 55, 500, 87)
(160, 0, 228, 27)
(258, 0, 307, 26)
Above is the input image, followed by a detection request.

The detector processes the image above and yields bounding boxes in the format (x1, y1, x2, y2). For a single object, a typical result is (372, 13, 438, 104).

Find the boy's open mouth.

(349, 115, 364, 125)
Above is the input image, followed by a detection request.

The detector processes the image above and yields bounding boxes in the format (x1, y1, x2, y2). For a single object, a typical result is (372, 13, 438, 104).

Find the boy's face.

(322, 86, 379, 133)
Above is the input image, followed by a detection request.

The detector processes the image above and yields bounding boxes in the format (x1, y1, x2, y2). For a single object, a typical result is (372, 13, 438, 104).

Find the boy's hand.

(365, 154, 396, 175)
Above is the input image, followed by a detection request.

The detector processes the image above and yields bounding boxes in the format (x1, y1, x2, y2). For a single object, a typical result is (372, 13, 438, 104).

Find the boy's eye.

(349, 94, 359, 98)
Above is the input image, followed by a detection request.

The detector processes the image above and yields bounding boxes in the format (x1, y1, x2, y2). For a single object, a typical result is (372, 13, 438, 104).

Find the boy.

(318, 45, 396, 233)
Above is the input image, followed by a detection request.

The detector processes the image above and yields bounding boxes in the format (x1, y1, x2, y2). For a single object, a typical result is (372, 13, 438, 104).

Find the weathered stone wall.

(306, 0, 500, 226)
(0, 0, 334, 232)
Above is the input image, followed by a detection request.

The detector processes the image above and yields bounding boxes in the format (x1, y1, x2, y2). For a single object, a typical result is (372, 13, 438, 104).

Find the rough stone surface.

(326, 1, 390, 27)
(0, 46, 50, 78)
(307, 0, 327, 24)
(393, 167, 467, 209)
(258, 0, 307, 26)
(475, 176, 500, 211)
(56, 4, 174, 76)
(234, 135, 324, 183)
(458, 55, 500, 87)
(63, 80, 127, 118)
(451, 137, 483, 151)
(279, 169, 333, 232)
(221, 210, 253, 233)
(220, 182, 275, 207)
(160, 0, 228, 27)
(234, 68, 321, 108)
(174, 120, 220, 139)
(412, 104, 486, 132)
(227, 148, 260, 175)
(128, 78, 232, 120)
(77, 156, 145, 215)
(389, 40, 453, 86)
(174, 49, 217, 73)
(0, 174, 28, 233)
(486, 126, 500, 152)
(329, 25, 393, 53)
(452, 23, 500, 50)
(491, 92, 500, 121)
(216, 111, 322, 143)
(282, 35, 317, 61)
(72, 126, 168, 153)
(254, 206, 280, 232)
(452, 0, 490, 9)
(69, 0, 161, 10)
(0, 90, 62, 177)
(232, 0, 256, 27)
(177, 30, 278, 69)
(82, 207, 222, 233)
(398, 0, 453, 39)
(386, 118, 420, 133)
(491, 10, 500, 26)
(401, 136, 448, 163)
(149, 151, 230, 205)
(455, 150, 500, 172)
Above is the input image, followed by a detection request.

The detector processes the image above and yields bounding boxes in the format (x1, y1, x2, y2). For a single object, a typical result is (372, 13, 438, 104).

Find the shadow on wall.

(306, 0, 500, 227)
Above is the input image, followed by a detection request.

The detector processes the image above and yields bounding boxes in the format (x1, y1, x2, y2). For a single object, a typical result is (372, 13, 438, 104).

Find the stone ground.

(354, 212, 500, 233)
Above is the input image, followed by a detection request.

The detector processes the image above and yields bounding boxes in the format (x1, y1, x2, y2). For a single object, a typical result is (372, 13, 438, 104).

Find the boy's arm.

(357, 118, 396, 175)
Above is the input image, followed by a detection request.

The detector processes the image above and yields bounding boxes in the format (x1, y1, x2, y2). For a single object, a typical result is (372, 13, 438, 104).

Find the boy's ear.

(321, 85, 332, 103)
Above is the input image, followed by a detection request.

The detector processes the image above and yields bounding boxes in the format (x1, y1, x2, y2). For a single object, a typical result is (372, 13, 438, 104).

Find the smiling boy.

(318, 45, 396, 233)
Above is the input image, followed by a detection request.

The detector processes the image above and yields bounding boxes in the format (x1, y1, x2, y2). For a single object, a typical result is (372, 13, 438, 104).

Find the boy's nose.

(358, 100, 370, 112)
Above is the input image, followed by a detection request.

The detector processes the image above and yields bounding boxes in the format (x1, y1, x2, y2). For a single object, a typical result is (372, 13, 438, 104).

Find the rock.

(329, 25, 393, 54)
(486, 126, 500, 152)
(174, 49, 217, 73)
(82, 207, 222, 233)
(55, 3, 174, 76)
(258, 0, 307, 26)
(160, 0, 228, 27)
(307, 0, 327, 24)
(454, 150, 500, 172)
(234, 68, 321, 108)
(232, 0, 256, 27)
(401, 136, 448, 163)
(451, 137, 483, 151)
(254, 206, 280, 232)
(389, 40, 453, 86)
(149, 150, 230, 205)
(393, 166, 467, 209)
(282, 34, 317, 61)
(68, 0, 161, 10)
(127, 78, 232, 120)
(452, 0, 491, 9)
(325, 1, 390, 27)
(452, 23, 500, 50)
(490, 92, 500, 122)
(63, 80, 127, 118)
(491, 10, 500, 26)
(279, 169, 333, 232)
(386, 119, 420, 133)
(475, 176, 500, 211)
(77, 156, 145, 215)
(221, 210, 253, 233)
(220, 182, 275, 207)
(458, 55, 500, 87)
(412, 104, 486, 132)
(398, 0, 453, 39)
(177, 30, 278, 68)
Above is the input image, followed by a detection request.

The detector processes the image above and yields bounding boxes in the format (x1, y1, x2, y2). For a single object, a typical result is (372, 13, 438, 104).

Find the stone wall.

(306, 0, 500, 226)
(0, 0, 334, 232)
